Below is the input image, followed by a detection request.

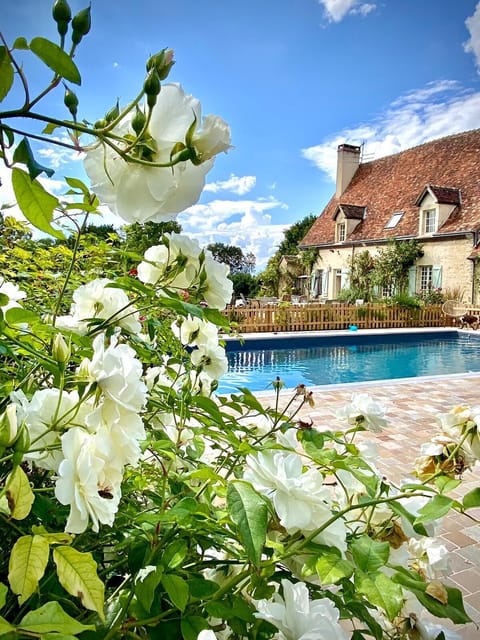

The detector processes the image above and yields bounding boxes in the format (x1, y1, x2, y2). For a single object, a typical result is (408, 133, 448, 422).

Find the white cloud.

(179, 197, 288, 270)
(204, 173, 256, 195)
(302, 80, 480, 180)
(350, 2, 376, 17)
(36, 137, 83, 170)
(318, 0, 376, 22)
(464, 2, 480, 72)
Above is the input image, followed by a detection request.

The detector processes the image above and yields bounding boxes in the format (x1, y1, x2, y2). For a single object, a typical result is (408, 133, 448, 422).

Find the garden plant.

(1, 3, 480, 639)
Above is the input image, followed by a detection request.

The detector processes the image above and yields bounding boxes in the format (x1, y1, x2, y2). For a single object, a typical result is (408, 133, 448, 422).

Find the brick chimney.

(336, 143, 361, 198)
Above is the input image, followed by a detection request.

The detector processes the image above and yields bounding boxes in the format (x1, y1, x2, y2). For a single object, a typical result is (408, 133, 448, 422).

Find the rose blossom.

(84, 83, 231, 223)
(171, 315, 219, 348)
(254, 579, 347, 640)
(85, 333, 147, 413)
(55, 427, 123, 533)
(336, 393, 387, 433)
(13, 389, 86, 471)
(244, 449, 347, 551)
(0, 278, 26, 312)
(56, 278, 141, 335)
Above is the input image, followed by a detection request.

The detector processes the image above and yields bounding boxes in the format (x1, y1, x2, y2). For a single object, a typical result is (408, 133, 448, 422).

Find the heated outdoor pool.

(218, 330, 480, 393)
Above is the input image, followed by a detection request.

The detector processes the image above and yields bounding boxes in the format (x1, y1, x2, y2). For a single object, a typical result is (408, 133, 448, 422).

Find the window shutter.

(408, 266, 417, 295)
(321, 269, 329, 297)
(341, 268, 349, 289)
(432, 265, 442, 289)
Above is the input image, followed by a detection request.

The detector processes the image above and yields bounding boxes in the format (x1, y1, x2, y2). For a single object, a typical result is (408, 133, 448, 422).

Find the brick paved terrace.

(256, 374, 480, 639)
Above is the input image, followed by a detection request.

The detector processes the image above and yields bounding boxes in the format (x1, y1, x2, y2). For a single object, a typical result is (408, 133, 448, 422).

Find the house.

(299, 129, 480, 303)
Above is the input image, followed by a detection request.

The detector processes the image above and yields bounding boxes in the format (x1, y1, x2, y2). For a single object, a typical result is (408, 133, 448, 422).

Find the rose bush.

(0, 3, 479, 639)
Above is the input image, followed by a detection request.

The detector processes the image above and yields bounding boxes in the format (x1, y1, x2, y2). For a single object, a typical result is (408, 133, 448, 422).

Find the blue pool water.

(218, 331, 480, 394)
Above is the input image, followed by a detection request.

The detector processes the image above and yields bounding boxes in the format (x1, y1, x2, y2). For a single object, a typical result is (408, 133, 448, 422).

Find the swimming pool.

(218, 329, 480, 393)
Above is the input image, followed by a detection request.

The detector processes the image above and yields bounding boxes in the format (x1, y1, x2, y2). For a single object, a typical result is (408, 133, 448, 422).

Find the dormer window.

(415, 185, 460, 236)
(336, 222, 346, 242)
(423, 209, 437, 234)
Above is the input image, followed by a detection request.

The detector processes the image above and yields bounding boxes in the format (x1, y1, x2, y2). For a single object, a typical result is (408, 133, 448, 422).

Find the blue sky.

(2, 0, 480, 269)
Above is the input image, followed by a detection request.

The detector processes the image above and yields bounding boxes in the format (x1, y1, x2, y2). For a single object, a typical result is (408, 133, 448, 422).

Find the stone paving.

(256, 374, 480, 639)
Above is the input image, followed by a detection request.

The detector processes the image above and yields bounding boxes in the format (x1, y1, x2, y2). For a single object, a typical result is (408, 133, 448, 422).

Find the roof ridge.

(361, 127, 480, 166)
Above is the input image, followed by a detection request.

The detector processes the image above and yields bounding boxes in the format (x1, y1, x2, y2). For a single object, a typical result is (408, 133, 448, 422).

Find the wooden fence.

(223, 303, 451, 333)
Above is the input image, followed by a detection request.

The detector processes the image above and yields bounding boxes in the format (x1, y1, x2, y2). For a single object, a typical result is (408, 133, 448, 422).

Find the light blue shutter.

(321, 269, 328, 297)
(408, 266, 417, 295)
(340, 268, 349, 289)
(432, 265, 442, 289)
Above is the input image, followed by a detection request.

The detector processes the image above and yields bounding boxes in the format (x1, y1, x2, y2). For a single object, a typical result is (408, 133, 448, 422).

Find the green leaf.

(29, 37, 81, 84)
(0, 616, 14, 636)
(434, 475, 461, 494)
(463, 487, 480, 510)
(350, 536, 390, 574)
(8, 535, 49, 604)
(0, 583, 7, 609)
(53, 546, 105, 620)
(0, 47, 14, 102)
(42, 122, 62, 135)
(161, 539, 188, 570)
(13, 37, 29, 50)
(135, 566, 163, 613)
(316, 553, 354, 584)
(389, 500, 428, 536)
(18, 601, 94, 634)
(188, 578, 219, 598)
(11, 168, 64, 239)
(414, 495, 454, 524)
(31, 526, 74, 546)
(64, 176, 91, 196)
(392, 570, 471, 624)
(180, 616, 209, 640)
(13, 137, 55, 179)
(355, 571, 404, 620)
(161, 574, 189, 612)
(227, 480, 268, 566)
(5, 307, 40, 326)
(6, 466, 35, 520)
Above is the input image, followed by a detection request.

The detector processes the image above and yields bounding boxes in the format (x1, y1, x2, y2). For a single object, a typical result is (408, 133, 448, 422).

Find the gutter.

(300, 230, 476, 251)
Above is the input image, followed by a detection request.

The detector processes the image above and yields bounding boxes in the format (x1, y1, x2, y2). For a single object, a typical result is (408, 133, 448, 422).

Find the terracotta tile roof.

(301, 129, 480, 247)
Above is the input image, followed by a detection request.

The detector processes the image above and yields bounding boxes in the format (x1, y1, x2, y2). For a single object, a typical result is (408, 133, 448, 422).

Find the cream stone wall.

(313, 237, 476, 302)
(418, 237, 475, 302)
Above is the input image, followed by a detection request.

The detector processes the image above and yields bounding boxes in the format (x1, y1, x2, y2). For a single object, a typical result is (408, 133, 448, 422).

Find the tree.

(206, 242, 256, 274)
(277, 213, 317, 255)
(348, 250, 377, 301)
(259, 214, 317, 296)
(124, 220, 182, 259)
(372, 239, 424, 295)
(230, 271, 260, 298)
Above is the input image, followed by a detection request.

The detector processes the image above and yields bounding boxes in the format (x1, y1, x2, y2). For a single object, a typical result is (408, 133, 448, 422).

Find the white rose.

(171, 315, 219, 348)
(202, 252, 233, 309)
(190, 343, 228, 380)
(137, 234, 200, 289)
(244, 450, 347, 551)
(84, 84, 230, 223)
(0, 279, 26, 311)
(57, 278, 141, 335)
(336, 393, 387, 433)
(55, 427, 123, 533)
(17, 389, 84, 471)
(254, 579, 347, 640)
(192, 114, 232, 163)
(86, 334, 147, 413)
